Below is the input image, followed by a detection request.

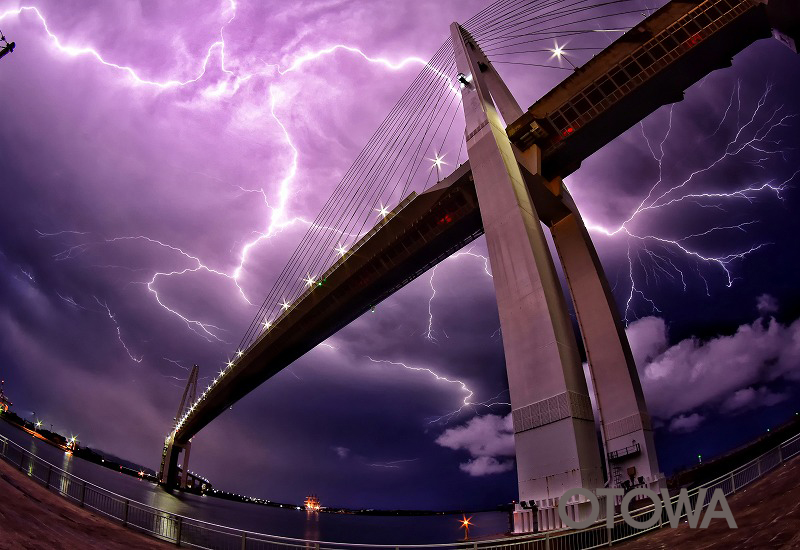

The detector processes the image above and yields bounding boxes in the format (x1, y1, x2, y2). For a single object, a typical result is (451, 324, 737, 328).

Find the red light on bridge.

(561, 127, 574, 138)
(438, 214, 453, 225)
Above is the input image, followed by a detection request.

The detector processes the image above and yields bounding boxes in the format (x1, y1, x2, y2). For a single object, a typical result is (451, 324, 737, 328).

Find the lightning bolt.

(425, 248, 493, 341)
(162, 357, 190, 371)
(0, 5, 230, 89)
(365, 356, 508, 423)
(93, 296, 143, 363)
(368, 458, 420, 468)
(582, 82, 797, 322)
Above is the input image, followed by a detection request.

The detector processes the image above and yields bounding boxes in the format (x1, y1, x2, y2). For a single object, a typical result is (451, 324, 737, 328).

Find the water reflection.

(305, 511, 320, 544)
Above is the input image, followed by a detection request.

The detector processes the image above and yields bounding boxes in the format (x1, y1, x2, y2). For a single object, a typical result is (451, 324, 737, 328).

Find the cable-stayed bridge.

(160, 0, 798, 533)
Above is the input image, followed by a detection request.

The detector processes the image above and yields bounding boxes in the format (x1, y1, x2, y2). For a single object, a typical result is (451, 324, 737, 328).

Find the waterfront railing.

(0, 430, 798, 549)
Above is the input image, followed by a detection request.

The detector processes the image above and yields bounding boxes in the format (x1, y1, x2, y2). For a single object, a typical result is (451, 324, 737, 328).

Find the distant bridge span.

(161, 0, 797, 530)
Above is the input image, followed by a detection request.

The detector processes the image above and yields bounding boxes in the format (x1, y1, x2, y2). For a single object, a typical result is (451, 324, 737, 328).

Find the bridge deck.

(507, 0, 772, 179)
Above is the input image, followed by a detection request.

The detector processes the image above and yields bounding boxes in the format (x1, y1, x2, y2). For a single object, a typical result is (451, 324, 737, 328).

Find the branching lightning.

(94, 296, 143, 363)
(582, 81, 798, 322)
(425, 248, 493, 342)
(365, 356, 508, 423)
(10, 0, 444, 344)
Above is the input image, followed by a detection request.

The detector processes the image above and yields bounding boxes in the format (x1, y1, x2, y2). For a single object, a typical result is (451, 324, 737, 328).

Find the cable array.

(233, 41, 465, 355)
(464, 0, 654, 69)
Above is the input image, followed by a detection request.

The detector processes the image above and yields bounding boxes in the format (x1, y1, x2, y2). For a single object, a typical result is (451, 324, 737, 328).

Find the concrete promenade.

(0, 458, 168, 549)
(617, 455, 800, 550)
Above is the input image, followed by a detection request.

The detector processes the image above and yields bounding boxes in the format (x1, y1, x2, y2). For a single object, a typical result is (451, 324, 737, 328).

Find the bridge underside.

(508, 0, 781, 179)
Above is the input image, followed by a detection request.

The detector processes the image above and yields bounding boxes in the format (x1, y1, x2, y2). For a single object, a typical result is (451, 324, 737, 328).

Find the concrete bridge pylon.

(450, 23, 663, 532)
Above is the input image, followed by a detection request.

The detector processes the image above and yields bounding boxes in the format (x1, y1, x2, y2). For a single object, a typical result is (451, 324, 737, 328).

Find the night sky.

(0, 0, 798, 511)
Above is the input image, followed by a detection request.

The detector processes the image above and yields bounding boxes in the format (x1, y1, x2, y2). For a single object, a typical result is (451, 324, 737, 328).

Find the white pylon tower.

(449, 23, 663, 532)
(159, 365, 199, 489)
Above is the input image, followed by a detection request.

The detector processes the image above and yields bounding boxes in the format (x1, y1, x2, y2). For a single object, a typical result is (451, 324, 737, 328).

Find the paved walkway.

(617, 456, 800, 550)
(0, 458, 168, 549)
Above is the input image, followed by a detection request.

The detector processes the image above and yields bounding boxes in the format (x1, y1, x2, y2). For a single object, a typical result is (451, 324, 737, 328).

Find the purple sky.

(0, 0, 799, 510)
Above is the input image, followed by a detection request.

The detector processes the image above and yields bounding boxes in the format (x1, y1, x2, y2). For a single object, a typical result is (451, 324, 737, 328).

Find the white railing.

(0, 430, 798, 549)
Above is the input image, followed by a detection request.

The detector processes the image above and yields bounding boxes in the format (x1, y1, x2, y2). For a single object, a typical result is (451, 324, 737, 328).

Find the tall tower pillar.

(450, 23, 604, 531)
(551, 188, 663, 497)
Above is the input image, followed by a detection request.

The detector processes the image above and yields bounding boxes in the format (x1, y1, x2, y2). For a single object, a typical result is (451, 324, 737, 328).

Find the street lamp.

(459, 515, 473, 540)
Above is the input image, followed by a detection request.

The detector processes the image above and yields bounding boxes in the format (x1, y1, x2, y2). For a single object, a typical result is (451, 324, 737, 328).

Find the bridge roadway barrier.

(1, 431, 798, 549)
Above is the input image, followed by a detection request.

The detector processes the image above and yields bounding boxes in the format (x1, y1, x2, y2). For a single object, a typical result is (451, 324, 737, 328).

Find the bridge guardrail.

(0, 430, 798, 549)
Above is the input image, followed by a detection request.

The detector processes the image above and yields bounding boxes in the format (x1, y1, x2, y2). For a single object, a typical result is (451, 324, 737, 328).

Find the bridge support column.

(159, 439, 183, 488)
(451, 23, 604, 533)
(180, 441, 192, 489)
(550, 189, 663, 491)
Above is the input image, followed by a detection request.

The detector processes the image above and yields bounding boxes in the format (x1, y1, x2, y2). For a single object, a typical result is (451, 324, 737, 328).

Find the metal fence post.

(241, 532, 247, 550)
(80, 482, 87, 507)
(731, 472, 736, 494)
(122, 499, 129, 526)
(777, 444, 783, 464)
(45, 465, 52, 489)
(545, 532, 550, 550)
(175, 516, 182, 547)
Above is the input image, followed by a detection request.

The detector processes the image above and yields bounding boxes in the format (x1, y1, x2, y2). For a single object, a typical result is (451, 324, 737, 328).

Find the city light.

(281, 300, 291, 310)
(303, 274, 316, 287)
(262, 319, 272, 330)
(335, 243, 348, 256)
(375, 203, 391, 219)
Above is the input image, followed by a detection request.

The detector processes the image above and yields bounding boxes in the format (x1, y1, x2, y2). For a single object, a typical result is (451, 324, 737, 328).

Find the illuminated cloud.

(435, 413, 515, 476)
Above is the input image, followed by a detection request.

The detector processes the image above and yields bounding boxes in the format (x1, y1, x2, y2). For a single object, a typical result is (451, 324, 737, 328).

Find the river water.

(0, 420, 509, 544)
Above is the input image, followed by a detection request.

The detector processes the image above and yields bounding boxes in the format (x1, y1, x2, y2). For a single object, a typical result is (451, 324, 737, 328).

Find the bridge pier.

(180, 441, 192, 489)
(550, 189, 663, 495)
(451, 24, 604, 532)
(159, 439, 188, 489)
